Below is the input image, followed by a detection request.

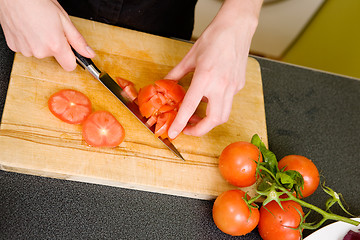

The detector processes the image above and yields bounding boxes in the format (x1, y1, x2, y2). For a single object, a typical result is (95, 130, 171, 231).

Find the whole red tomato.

(212, 190, 259, 236)
(258, 200, 304, 240)
(218, 141, 262, 187)
(278, 155, 320, 198)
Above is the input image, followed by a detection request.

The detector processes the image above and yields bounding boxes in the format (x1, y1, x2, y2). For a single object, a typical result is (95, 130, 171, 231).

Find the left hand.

(167, 0, 263, 139)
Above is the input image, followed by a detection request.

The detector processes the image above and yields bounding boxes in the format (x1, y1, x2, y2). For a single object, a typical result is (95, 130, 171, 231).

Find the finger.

(2, 29, 18, 52)
(188, 113, 203, 125)
(183, 88, 234, 137)
(60, 14, 95, 58)
(53, 37, 77, 71)
(16, 34, 33, 57)
(167, 78, 204, 139)
(164, 51, 195, 81)
(182, 97, 222, 137)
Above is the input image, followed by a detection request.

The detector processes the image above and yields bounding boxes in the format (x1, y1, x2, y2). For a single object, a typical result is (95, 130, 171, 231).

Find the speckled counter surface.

(1, 26, 359, 239)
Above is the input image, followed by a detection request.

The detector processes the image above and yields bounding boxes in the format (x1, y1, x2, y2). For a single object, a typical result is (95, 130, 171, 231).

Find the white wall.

(193, 0, 325, 59)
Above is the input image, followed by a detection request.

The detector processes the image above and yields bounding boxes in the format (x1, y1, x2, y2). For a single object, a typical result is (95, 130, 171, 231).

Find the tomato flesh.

(48, 89, 92, 124)
(82, 110, 125, 147)
(212, 190, 259, 236)
(278, 155, 320, 198)
(138, 79, 185, 139)
(218, 141, 262, 187)
(258, 200, 304, 240)
(155, 111, 177, 139)
(116, 77, 138, 102)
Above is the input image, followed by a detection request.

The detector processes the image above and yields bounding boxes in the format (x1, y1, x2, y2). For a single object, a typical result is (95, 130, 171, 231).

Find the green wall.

(281, 0, 360, 79)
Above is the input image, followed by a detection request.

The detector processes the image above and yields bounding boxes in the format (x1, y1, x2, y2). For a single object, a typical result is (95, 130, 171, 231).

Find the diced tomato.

(137, 79, 186, 139)
(155, 111, 177, 139)
(82, 110, 125, 147)
(48, 89, 92, 124)
(138, 84, 157, 106)
(115, 77, 138, 102)
(155, 79, 186, 104)
(145, 115, 157, 128)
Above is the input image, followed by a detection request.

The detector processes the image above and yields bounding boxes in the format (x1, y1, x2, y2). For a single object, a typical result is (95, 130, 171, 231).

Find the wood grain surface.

(0, 17, 267, 199)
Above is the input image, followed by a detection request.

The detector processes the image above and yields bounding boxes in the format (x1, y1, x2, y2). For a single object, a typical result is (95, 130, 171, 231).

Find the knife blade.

(72, 49, 184, 161)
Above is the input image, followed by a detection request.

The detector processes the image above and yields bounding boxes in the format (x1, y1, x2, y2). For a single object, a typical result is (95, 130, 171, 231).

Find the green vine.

(245, 134, 359, 237)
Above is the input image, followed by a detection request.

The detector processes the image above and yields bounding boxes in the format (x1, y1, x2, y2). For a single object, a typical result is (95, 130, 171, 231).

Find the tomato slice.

(48, 89, 92, 124)
(82, 110, 125, 147)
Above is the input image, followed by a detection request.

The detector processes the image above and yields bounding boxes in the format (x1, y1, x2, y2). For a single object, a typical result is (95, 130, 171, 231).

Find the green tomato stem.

(283, 190, 360, 227)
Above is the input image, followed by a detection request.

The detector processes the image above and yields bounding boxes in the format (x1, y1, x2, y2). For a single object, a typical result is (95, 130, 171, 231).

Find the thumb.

(60, 14, 95, 58)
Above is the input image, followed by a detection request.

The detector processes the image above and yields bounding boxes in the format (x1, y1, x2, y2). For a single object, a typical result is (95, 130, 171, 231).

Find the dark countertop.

(1, 26, 359, 239)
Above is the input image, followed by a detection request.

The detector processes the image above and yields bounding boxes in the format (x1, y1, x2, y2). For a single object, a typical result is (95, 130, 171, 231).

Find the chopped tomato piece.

(137, 79, 186, 139)
(155, 111, 177, 139)
(155, 79, 186, 104)
(82, 110, 125, 147)
(115, 77, 138, 102)
(145, 115, 157, 128)
(48, 89, 92, 124)
(137, 84, 157, 106)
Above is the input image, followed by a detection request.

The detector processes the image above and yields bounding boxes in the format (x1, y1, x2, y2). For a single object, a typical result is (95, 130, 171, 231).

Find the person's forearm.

(212, 0, 263, 36)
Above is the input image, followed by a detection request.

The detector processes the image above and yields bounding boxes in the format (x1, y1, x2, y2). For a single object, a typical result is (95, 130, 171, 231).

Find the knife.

(72, 49, 184, 161)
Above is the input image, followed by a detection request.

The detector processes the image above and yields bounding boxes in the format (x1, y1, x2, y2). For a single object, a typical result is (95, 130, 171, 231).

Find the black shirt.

(58, 0, 198, 40)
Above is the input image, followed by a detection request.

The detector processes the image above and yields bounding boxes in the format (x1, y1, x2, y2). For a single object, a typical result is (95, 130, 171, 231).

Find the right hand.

(0, 0, 95, 71)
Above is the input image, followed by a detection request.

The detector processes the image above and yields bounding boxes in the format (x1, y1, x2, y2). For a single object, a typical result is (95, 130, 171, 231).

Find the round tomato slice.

(48, 89, 92, 124)
(82, 110, 125, 147)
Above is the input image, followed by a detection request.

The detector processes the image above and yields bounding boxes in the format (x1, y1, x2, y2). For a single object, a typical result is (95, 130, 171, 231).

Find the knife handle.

(71, 47, 101, 78)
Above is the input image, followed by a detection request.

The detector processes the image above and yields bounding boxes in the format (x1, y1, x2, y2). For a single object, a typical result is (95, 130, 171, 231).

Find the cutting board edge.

(0, 162, 222, 200)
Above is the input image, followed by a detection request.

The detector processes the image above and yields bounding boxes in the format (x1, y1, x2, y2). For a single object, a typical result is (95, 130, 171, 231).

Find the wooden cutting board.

(0, 17, 267, 200)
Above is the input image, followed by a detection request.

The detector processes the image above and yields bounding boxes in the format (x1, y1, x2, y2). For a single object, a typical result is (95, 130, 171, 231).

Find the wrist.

(214, 0, 263, 35)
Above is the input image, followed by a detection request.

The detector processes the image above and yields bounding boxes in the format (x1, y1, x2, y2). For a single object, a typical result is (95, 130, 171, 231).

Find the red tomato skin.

(82, 111, 125, 148)
(278, 155, 320, 198)
(138, 85, 157, 107)
(212, 190, 259, 236)
(48, 89, 92, 124)
(258, 200, 303, 240)
(154, 79, 186, 104)
(218, 142, 262, 187)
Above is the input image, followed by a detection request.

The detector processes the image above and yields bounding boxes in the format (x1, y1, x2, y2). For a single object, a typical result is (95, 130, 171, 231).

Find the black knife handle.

(71, 47, 101, 74)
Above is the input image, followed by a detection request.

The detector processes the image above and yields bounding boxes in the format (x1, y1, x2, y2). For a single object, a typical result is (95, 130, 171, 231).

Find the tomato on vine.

(218, 141, 262, 187)
(212, 190, 259, 236)
(278, 155, 319, 198)
(258, 200, 304, 240)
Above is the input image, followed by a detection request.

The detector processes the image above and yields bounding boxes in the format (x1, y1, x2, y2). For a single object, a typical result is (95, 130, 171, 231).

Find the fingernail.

(86, 46, 96, 57)
(168, 130, 179, 139)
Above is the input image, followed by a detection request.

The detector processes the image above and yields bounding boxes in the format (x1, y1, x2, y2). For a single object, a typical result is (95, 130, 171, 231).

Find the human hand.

(167, 0, 263, 139)
(0, 0, 95, 71)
